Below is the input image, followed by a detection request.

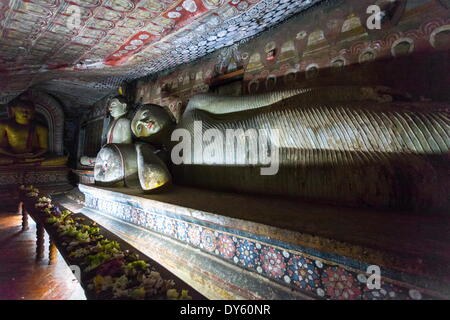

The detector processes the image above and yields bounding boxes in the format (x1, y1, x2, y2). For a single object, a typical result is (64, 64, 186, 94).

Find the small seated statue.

(80, 96, 132, 167)
(104, 96, 132, 144)
(0, 99, 67, 166)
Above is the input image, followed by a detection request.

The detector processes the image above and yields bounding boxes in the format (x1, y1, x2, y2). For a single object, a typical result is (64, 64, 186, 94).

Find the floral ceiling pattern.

(0, 0, 323, 105)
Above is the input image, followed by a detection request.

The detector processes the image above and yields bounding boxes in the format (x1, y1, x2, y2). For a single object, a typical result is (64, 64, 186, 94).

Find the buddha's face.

(133, 109, 160, 137)
(108, 98, 127, 118)
(132, 105, 173, 139)
(12, 105, 35, 124)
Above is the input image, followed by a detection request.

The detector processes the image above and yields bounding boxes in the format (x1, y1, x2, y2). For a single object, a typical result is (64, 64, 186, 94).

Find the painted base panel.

(75, 184, 450, 300)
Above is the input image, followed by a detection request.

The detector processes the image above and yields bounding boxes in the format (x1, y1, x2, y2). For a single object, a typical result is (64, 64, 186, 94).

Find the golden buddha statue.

(0, 100, 67, 166)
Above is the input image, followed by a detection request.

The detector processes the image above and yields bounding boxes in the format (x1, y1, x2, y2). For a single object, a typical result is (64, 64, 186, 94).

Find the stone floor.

(0, 211, 86, 300)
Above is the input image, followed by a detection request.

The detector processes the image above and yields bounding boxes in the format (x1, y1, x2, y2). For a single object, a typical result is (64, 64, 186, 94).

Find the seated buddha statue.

(80, 96, 132, 167)
(0, 99, 68, 166)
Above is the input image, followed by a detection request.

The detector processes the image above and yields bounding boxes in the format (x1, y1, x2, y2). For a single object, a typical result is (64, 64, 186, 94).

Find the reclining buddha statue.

(80, 96, 132, 167)
(0, 98, 67, 166)
(126, 85, 449, 212)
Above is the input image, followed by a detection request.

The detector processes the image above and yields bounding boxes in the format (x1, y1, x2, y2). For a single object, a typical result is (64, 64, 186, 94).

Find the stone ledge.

(74, 184, 450, 300)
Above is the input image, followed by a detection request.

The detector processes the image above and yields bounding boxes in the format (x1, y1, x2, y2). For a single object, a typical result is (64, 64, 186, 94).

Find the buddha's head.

(10, 100, 35, 125)
(131, 104, 176, 145)
(108, 96, 128, 118)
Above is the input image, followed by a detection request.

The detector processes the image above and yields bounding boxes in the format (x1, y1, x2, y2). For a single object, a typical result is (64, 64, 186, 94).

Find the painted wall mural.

(134, 0, 450, 121)
(0, 0, 324, 105)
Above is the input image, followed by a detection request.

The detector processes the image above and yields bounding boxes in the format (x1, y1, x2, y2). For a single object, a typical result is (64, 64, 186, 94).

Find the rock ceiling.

(0, 0, 322, 106)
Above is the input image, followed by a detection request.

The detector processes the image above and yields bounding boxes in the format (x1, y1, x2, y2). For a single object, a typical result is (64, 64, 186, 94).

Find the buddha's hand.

(33, 149, 48, 157)
(15, 149, 47, 158)
(0, 148, 19, 157)
(14, 153, 35, 159)
(23, 157, 45, 162)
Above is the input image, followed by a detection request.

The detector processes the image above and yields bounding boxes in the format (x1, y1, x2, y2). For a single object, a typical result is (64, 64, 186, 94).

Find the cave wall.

(133, 0, 450, 121)
(75, 96, 111, 167)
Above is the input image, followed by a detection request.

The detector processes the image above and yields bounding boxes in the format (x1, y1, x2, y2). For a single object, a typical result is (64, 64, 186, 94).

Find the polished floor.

(0, 210, 86, 300)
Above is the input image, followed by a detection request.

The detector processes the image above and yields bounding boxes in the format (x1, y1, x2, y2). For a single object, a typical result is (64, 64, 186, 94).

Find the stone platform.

(72, 169, 95, 184)
(71, 183, 450, 300)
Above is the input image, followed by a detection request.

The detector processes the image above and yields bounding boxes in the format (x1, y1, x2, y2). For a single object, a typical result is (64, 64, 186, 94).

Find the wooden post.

(36, 222, 45, 261)
(48, 239, 57, 265)
(19, 201, 29, 231)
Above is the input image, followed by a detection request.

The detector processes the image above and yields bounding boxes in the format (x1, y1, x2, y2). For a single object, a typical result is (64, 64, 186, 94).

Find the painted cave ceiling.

(0, 0, 323, 106)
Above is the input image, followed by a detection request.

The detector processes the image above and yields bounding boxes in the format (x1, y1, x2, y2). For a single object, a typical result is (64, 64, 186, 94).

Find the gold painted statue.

(0, 100, 67, 166)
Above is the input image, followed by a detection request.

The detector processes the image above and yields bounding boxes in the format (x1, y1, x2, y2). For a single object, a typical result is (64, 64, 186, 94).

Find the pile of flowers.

(20, 184, 40, 197)
(19, 185, 192, 300)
